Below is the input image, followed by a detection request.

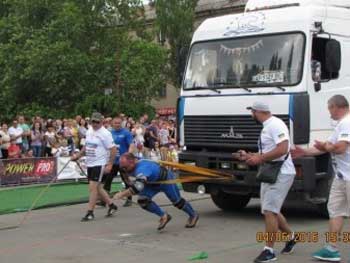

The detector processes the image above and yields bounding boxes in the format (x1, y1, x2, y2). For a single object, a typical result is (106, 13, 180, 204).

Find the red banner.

(0, 157, 57, 186)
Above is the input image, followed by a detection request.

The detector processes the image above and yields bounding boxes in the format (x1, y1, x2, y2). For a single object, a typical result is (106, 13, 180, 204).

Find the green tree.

(0, 0, 167, 121)
(155, 0, 198, 87)
(120, 40, 168, 104)
(75, 39, 168, 117)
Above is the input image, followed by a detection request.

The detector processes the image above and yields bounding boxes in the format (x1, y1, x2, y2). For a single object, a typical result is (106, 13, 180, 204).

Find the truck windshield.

(183, 33, 305, 90)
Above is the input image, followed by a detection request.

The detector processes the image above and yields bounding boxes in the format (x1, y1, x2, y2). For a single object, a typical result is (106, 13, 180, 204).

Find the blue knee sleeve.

(138, 198, 164, 217)
(174, 198, 196, 218)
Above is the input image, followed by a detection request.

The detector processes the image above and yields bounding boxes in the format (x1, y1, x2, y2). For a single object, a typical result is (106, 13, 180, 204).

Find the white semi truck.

(178, 0, 350, 214)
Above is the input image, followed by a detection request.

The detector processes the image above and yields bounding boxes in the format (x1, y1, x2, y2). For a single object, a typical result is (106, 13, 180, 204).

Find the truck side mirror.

(325, 39, 341, 73)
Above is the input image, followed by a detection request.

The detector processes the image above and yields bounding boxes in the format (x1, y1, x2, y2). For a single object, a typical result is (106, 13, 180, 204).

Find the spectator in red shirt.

(8, 137, 21, 159)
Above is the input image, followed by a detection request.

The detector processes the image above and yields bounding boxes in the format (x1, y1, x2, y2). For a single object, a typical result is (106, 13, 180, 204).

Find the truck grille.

(184, 115, 290, 150)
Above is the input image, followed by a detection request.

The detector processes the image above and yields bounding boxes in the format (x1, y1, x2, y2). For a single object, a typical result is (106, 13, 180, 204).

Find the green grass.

(0, 182, 123, 215)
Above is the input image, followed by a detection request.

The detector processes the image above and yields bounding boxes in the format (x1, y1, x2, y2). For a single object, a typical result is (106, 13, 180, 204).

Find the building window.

(159, 86, 167, 98)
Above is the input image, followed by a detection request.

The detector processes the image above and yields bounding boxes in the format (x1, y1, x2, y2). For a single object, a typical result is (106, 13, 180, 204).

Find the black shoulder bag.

(256, 136, 289, 184)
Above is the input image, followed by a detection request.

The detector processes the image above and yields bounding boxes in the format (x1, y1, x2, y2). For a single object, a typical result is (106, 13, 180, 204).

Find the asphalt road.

(0, 192, 349, 263)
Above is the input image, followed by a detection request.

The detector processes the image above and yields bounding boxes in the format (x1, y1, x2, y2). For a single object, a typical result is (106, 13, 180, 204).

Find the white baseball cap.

(246, 101, 270, 112)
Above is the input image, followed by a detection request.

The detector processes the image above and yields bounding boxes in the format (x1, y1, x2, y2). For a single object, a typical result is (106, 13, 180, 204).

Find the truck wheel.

(210, 191, 250, 211)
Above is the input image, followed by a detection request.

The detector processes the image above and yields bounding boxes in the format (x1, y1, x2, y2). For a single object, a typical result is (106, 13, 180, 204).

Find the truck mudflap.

(293, 153, 332, 191)
(293, 157, 317, 192)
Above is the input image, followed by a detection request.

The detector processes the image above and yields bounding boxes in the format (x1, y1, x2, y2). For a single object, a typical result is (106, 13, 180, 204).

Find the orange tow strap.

(150, 161, 235, 184)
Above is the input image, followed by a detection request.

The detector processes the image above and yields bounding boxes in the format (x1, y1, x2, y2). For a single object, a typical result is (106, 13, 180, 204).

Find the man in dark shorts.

(71, 112, 118, 221)
(104, 117, 135, 207)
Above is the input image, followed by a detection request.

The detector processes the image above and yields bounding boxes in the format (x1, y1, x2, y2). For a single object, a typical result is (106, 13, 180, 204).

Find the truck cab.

(178, 0, 350, 213)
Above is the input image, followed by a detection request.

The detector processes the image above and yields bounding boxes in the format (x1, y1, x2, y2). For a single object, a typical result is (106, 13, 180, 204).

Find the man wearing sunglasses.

(113, 153, 199, 231)
(72, 112, 118, 221)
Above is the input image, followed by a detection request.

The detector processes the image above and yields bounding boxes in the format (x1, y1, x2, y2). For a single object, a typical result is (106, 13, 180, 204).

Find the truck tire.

(211, 191, 250, 211)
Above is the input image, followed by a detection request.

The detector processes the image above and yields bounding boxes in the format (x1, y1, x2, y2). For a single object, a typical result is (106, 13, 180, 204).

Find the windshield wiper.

(275, 86, 286, 92)
(207, 87, 221, 94)
(210, 81, 288, 93)
(189, 86, 221, 94)
(212, 82, 252, 93)
(241, 86, 252, 93)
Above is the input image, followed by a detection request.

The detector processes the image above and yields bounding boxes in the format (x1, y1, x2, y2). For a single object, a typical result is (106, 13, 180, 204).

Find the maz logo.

(221, 126, 244, 139)
(224, 13, 265, 36)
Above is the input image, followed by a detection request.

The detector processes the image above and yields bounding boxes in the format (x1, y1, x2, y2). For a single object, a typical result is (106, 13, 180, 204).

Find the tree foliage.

(155, 0, 198, 87)
(120, 39, 168, 103)
(0, 0, 168, 121)
(75, 39, 168, 117)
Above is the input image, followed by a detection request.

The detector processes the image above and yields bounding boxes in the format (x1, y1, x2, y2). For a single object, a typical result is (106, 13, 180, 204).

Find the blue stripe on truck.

(178, 97, 185, 123)
(289, 94, 294, 121)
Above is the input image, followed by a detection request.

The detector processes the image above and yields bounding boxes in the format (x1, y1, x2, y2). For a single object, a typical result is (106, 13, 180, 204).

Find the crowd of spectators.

(0, 113, 178, 161)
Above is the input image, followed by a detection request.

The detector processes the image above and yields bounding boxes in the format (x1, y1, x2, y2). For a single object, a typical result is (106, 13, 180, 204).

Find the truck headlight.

(236, 163, 249, 170)
(197, 185, 206, 195)
(220, 162, 231, 169)
(184, 161, 196, 166)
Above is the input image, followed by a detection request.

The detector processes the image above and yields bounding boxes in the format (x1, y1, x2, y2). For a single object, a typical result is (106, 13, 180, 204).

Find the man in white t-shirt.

(8, 120, 23, 147)
(293, 95, 350, 262)
(237, 101, 297, 263)
(72, 112, 118, 222)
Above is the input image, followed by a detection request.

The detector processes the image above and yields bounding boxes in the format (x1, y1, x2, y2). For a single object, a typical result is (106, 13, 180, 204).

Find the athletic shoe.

(312, 247, 341, 262)
(157, 214, 172, 231)
(123, 199, 132, 207)
(185, 214, 199, 228)
(81, 211, 94, 222)
(254, 249, 277, 263)
(281, 236, 297, 254)
(106, 203, 118, 217)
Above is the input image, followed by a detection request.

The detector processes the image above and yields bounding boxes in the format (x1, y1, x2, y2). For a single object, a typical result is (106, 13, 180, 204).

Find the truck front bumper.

(179, 151, 331, 200)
